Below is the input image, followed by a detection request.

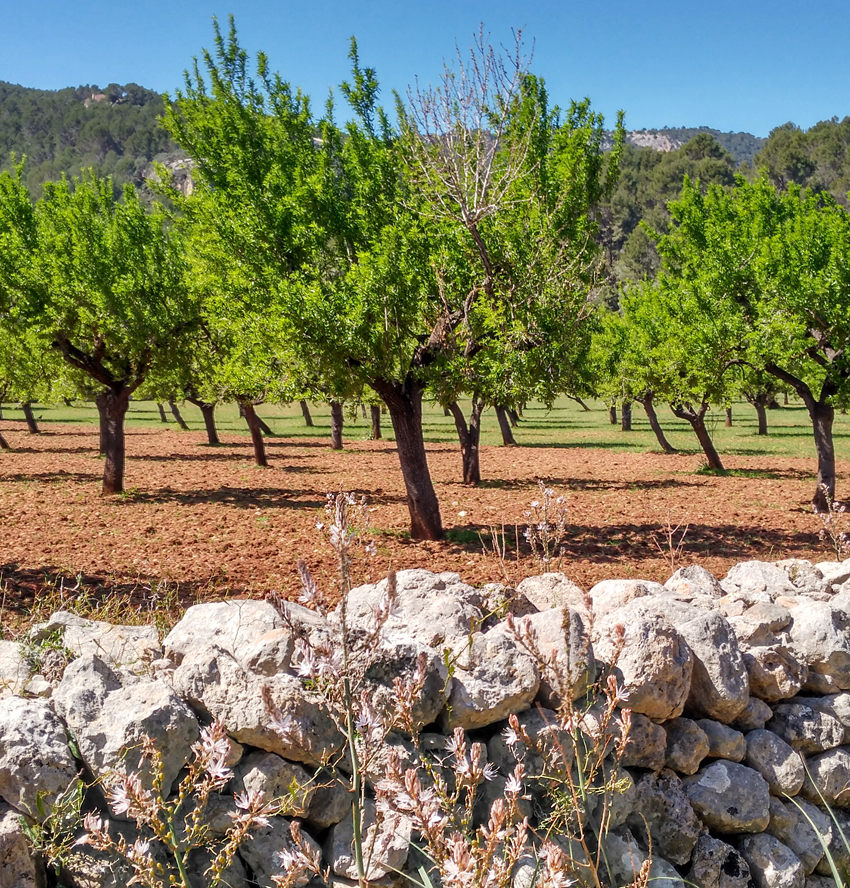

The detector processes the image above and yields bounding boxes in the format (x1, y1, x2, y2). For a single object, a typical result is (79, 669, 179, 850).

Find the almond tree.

(0, 168, 194, 493)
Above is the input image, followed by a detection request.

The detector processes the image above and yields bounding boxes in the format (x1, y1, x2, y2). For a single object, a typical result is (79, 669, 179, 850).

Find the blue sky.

(2, 1, 848, 137)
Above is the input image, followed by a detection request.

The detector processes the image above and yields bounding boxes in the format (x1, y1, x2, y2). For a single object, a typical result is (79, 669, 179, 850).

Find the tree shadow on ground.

(0, 471, 101, 483)
(117, 486, 405, 509)
(453, 477, 703, 492)
(439, 521, 822, 565)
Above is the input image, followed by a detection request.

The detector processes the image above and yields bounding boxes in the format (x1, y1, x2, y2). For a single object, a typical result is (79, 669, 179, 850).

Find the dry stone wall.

(2, 560, 850, 888)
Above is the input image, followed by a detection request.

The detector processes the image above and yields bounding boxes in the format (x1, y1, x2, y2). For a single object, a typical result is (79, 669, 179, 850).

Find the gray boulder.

(0, 696, 79, 820)
(775, 560, 830, 598)
(767, 797, 829, 875)
(733, 697, 774, 732)
(518, 605, 594, 705)
(163, 599, 287, 668)
(327, 798, 411, 881)
(588, 578, 667, 618)
(0, 802, 45, 887)
(441, 625, 539, 730)
(30, 611, 160, 671)
(721, 562, 798, 601)
(739, 834, 806, 888)
(239, 816, 320, 888)
(786, 602, 850, 691)
(235, 751, 315, 817)
(688, 834, 751, 888)
(745, 729, 805, 796)
(799, 746, 850, 807)
(627, 769, 702, 865)
(683, 761, 771, 833)
(621, 712, 668, 771)
(345, 569, 483, 647)
(516, 572, 587, 612)
(696, 719, 746, 762)
(745, 646, 808, 702)
(665, 565, 725, 600)
(665, 718, 710, 775)
(172, 645, 342, 765)
(594, 605, 692, 720)
(790, 693, 850, 742)
(814, 807, 850, 877)
(53, 655, 199, 808)
(768, 703, 846, 754)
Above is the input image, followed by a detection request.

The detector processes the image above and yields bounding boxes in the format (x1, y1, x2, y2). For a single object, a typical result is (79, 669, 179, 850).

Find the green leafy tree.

(398, 33, 623, 483)
(655, 176, 850, 506)
(0, 168, 194, 493)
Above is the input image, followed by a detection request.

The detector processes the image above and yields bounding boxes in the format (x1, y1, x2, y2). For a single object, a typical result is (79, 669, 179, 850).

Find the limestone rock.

(627, 769, 702, 865)
(363, 631, 450, 730)
(814, 807, 850, 877)
(621, 712, 668, 771)
(0, 802, 45, 887)
(688, 834, 751, 888)
(53, 656, 199, 808)
(721, 562, 798, 601)
(790, 693, 850, 742)
(696, 719, 746, 762)
(775, 560, 830, 598)
(345, 569, 483, 648)
(814, 560, 850, 588)
(733, 697, 774, 732)
(31, 611, 160, 671)
(594, 605, 692, 720)
(767, 797, 829, 875)
(328, 798, 412, 881)
(786, 602, 850, 691)
(162, 599, 287, 667)
(239, 817, 321, 888)
(441, 625, 539, 731)
(665, 565, 725, 600)
(683, 761, 771, 833)
(768, 703, 846, 754)
(739, 834, 805, 888)
(745, 729, 805, 796)
(799, 746, 850, 807)
(0, 696, 78, 820)
(172, 645, 342, 765)
(0, 641, 31, 697)
(235, 751, 315, 817)
(588, 578, 667, 618)
(665, 718, 710, 775)
(518, 605, 594, 705)
(516, 572, 587, 612)
(745, 646, 808, 702)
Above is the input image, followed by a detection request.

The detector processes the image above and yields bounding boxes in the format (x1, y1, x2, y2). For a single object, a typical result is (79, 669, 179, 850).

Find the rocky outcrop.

(2, 559, 849, 888)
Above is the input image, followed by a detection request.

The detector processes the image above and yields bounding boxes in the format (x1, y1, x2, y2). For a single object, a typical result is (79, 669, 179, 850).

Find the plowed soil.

(0, 420, 836, 633)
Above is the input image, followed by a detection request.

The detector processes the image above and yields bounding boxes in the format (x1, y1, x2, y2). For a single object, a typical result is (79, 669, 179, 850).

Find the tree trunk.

(156, 402, 168, 423)
(784, 392, 789, 405)
(330, 401, 344, 450)
(755, 401, 768, 436)
(621, 401, 632, 431)
(21, 402, 39, 434)
(255, 413, 274, 436)
(95, 387, 131, 494)
(186, 397, 219, 444)
(569, 396, 591, 412)
(360, 403, 367, 420)
(0, 430, 9, 450)
(671, 402, 724, 471)
(448, 398, 484, 485)
(640, 393, 677, 453)
(370, 404, 382, 440)
(609, 405, 617, 425)
(371, 376, 443, 540)
(765, 363, 838, 510)
(240, 401, 268, 467)
(725, 406, 733, 427)
(495, 406, 516, 446)
(300, 400, 314, 427)
(508, 408, 519, 427)
(811, 401, 836, 512)
(168, 400, 190, 430)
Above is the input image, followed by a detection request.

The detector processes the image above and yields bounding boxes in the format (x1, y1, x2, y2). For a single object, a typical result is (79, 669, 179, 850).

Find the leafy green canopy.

(0, 167, 193, 398)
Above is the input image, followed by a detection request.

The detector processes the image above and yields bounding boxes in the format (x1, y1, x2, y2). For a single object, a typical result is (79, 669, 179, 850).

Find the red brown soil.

(0, 422, 834, 632)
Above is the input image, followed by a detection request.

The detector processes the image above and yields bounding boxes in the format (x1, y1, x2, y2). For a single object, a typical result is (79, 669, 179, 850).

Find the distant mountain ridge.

(607, 127, 765, 165)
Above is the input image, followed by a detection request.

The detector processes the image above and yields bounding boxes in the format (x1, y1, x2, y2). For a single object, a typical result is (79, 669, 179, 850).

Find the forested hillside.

(0, 80, 177, 196)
